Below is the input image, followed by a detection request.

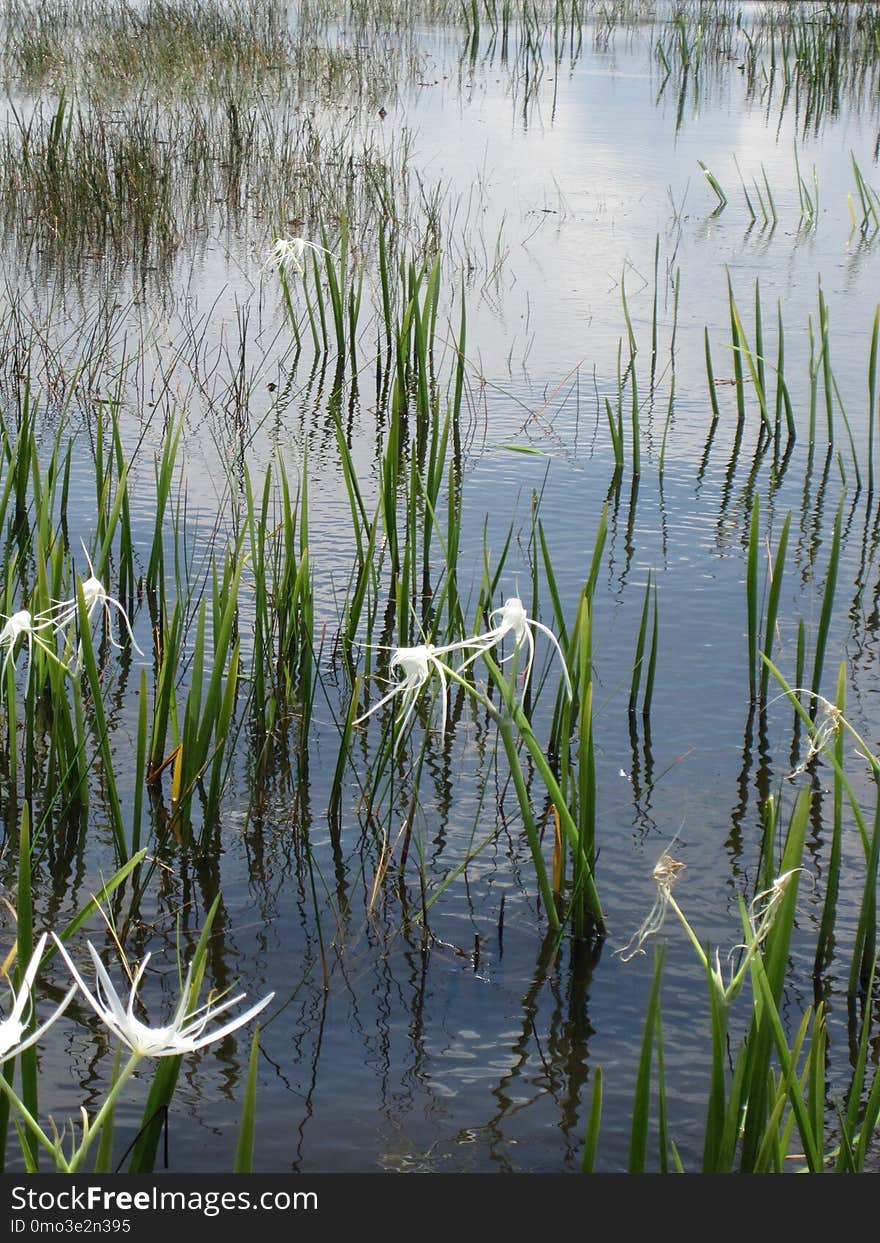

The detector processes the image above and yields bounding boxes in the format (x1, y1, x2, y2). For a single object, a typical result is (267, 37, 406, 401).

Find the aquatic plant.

(354, 638, 474, 746)
(0, 905, 272, 1173)
(51, 937, 274, 1060)
(42, 554, 143, 658)
(0, 0, 879, 1179)
(0, 608, 65, 682)
(0, 933, 74, 1062)
(458, 594, 573, 699)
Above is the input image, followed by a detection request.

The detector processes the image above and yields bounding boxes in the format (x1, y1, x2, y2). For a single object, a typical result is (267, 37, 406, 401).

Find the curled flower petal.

(42, 555, 143, 657)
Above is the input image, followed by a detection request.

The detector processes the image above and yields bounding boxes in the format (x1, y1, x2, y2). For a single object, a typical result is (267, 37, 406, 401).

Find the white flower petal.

(185, 992, 275, 1052)
(55, 936, 273, 1058)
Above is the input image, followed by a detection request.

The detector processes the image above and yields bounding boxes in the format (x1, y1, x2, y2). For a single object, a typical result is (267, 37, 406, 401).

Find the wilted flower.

(0, 933, 76, 1062)
(788, 700, 843, 779)
(460, 596, 572, 699)
(614, 849, 686, 962)
(52, 936, 273, 1058)
(710, 868, 806, 996)
(745, 868, 802, 947)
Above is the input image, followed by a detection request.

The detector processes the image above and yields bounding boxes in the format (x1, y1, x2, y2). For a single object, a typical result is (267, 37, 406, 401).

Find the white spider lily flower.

(461, 596, 573, 700)
(0, 609, 67, 680)
(266, 235, 334, 277)
(43, 554, 143, 657)
(52, 936, 273, 1058)
(354, 639, 473, 747)
(0, 933, 76, 1062)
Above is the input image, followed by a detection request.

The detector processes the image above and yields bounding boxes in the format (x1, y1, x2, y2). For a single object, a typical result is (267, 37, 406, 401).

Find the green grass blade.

(127, 897, 221, 1172)
(810, 498, 842, 703)
(92, 1050, 123, 1174)
(233, 1026, 261, 1174)
(16, 802, 38, 1170)
(628, 945, 664, 1173)
(746, 494, 759, 701)
(760, 512, 790, 702)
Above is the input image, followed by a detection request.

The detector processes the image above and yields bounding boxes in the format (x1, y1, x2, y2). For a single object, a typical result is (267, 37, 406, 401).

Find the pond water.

(3, 2, 880, 1174)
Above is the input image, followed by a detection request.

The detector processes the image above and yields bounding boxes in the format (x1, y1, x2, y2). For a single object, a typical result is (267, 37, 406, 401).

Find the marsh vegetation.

(1, 0, 880, 1173)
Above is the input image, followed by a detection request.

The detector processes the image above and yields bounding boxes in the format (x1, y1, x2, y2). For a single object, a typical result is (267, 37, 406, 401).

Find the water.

(3, 3, 880, 1173)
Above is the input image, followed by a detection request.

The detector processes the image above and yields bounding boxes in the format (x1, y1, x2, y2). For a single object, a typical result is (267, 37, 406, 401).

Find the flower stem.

(666, 894, 711, 973)
(66, 1052, 142, 1173)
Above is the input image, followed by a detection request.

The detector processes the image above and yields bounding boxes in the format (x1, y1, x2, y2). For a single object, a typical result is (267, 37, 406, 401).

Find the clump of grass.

(609, 787, 874, 1171)
(0, 83, 419, 284)
(848, 153, 880, 238)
